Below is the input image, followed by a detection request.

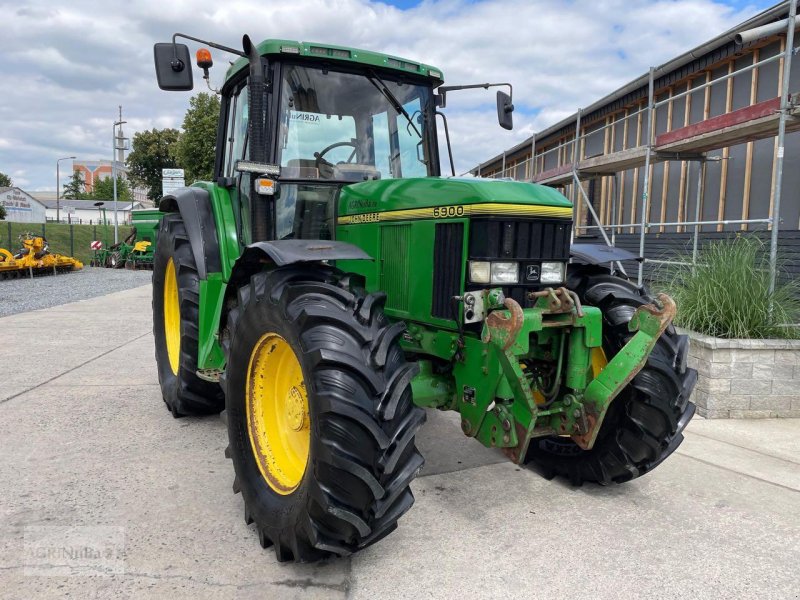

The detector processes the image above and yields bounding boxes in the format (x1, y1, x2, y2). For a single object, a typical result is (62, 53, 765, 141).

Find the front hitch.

(572, 293, 676, 450)
(477, 291, 677, 463)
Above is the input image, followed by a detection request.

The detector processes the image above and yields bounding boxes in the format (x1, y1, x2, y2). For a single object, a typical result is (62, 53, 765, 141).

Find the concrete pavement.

(1, 285, 798, 599)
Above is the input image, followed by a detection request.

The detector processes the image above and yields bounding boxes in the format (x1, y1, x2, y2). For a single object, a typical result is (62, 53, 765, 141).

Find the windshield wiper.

(367, 71, 422, 139)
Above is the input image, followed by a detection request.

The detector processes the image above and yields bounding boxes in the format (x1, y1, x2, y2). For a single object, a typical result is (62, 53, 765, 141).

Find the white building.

(36, 198, 145, 225)
(0, 187, 47, 223)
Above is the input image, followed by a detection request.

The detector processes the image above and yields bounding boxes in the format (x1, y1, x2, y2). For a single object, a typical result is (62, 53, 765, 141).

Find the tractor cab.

(156, 37, 449, 244)
(154, 35, 513, 245)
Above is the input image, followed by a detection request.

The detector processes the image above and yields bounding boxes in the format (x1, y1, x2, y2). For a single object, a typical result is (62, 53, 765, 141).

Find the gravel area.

(0, 267, 152, 317)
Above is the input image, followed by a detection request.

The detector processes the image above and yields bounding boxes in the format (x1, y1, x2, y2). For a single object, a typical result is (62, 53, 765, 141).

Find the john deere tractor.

(152, 34, 696, 562)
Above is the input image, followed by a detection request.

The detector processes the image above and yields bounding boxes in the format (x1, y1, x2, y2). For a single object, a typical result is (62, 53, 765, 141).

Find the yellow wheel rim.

(246, 333, 310, 495)
(163, 258, 181, 375)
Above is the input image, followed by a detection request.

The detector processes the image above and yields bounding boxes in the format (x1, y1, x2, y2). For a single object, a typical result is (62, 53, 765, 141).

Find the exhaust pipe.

(735, 15, 800, 45)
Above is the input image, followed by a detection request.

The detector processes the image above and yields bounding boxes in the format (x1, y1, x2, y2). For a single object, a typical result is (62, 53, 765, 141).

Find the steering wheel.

(314, 140, 358, 178)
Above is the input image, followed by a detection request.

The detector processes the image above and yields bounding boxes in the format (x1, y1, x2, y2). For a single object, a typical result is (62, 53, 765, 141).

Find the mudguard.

(238, 239, 372, 266)
(570, 243, 639, 265)
(159, 187, 221, 279)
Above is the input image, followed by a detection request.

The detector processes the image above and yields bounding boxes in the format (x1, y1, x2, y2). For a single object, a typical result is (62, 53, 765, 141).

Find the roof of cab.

(225, 39, 444, 84)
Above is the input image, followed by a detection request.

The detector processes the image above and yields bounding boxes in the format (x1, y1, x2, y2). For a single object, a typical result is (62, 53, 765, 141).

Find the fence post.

(6, 222, 10, 247)
(42, 223, 46, 238)
(768, 0, 797, 297)
(638, 66, 656, 286)
(93, 225, 97, 242)
(70, 223, 74, 257)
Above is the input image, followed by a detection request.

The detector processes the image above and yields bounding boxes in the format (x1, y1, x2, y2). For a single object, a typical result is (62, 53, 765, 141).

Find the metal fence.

(1, 221, 118, 264)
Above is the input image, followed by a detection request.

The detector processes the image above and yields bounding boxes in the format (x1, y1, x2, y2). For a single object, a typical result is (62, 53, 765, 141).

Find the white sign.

(162, 168, 185, 196)
(162, 178, 185, 196)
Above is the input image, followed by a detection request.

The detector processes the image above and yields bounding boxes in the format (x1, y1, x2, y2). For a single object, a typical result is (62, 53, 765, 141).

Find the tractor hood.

(338, 177, 573, 221)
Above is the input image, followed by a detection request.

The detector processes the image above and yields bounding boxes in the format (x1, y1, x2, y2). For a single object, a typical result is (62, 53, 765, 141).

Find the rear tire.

(222, 266, 425, 562)
(152, 213, 224, 417)
(525, 268, 697, 485)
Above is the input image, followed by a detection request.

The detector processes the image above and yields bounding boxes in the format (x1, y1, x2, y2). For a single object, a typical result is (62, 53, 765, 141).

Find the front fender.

(570, 243, 639, 265)
(239, 239, 372, 266)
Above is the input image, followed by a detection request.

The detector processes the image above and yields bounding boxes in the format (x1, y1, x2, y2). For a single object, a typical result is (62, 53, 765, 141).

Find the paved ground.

(1, 285, 798, 600)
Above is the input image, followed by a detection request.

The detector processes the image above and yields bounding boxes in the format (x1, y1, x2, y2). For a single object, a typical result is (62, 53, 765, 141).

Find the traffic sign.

(90, 240, 103, 250)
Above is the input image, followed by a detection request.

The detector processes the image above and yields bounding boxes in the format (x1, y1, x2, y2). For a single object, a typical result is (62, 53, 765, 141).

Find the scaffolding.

(480, 2, 798, 291)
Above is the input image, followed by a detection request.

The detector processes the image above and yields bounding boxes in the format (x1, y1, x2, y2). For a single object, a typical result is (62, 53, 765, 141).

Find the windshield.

(277, 64, 434, 181)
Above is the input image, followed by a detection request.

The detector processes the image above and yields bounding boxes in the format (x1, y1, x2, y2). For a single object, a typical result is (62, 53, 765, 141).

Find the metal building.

(471, 1, 800, 283)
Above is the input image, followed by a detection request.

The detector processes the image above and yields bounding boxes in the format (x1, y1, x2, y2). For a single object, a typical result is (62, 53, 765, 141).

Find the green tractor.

(152, 34, 696, 562)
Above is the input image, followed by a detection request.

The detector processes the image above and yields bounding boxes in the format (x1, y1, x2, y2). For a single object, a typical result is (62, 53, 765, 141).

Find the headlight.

(540, 261, 566, 284)
(491, 262, 518, 284)
(469, 261, 491, 284)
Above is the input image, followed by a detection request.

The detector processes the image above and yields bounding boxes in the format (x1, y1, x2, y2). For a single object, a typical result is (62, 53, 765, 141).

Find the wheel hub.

(286, 387, 306, 431)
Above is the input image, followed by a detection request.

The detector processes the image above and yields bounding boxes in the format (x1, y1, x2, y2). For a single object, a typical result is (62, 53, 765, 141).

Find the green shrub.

(654, 236, 800, 339)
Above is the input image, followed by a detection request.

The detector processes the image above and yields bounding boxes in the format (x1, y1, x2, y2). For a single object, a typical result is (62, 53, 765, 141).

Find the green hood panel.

(338, 177, 573, 217)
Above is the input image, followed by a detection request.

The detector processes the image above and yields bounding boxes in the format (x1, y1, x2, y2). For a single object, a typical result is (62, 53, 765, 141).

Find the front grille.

(432, 222, 464, 320)
(469, 218, 571, 260)
(467, 218, 573, 307)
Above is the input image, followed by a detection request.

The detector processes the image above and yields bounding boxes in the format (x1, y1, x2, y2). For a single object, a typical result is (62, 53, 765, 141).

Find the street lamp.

(56, 156, 76, 223)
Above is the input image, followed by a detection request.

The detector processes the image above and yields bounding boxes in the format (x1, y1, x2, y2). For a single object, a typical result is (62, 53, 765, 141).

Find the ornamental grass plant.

(654, 236, 800, 339)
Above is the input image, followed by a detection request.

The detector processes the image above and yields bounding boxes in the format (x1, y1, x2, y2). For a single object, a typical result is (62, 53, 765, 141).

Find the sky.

(0, 0, 777, 191)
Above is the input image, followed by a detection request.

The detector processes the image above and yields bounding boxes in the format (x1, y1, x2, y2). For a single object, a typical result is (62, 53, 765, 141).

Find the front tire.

(222, 266, 425, 562)
(152, 213, 224, 417)
(526, 268, 697, 485)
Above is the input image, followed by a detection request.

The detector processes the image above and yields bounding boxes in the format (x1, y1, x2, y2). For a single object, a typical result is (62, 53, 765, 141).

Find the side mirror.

(496, 91, 514, 130)
(154, 43, 194, 91)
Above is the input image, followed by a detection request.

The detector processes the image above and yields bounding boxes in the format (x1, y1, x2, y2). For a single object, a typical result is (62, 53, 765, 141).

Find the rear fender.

(159, 187, 221, 280)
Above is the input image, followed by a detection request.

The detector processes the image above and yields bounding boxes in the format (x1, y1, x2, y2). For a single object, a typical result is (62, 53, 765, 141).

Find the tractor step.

(196, 368, 223, 382)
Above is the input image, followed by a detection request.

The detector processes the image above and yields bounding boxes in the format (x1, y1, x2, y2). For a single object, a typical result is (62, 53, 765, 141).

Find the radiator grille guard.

(469, 218, 572, 307)
(431, 222, 464, 320)
(431, 217, 573, 312)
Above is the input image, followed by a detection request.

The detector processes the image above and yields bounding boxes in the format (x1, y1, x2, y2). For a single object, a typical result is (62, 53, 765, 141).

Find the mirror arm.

(436, 111, 456, 177)
(436, 82, 513, 109)
(171, 33, 247, 66)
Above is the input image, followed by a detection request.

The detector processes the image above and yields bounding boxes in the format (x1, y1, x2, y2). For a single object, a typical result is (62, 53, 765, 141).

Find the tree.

(175, 93, 220, 184)
(89, 175, 133, 203)
(126, 128, 181, 201)
(0, 205, 5, 220)
(62, 169, 88, 199)
(0, 172, 11, 188)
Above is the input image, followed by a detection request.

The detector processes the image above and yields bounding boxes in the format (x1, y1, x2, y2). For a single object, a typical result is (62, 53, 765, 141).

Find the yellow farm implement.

(0, 233, 83, 280)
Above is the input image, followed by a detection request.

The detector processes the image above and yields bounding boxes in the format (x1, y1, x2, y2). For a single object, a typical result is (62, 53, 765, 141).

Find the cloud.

(0, 0, 770, 189)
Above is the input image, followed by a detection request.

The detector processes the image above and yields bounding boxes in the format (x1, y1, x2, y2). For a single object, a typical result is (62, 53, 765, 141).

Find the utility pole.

(112, 106, 128, 244)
